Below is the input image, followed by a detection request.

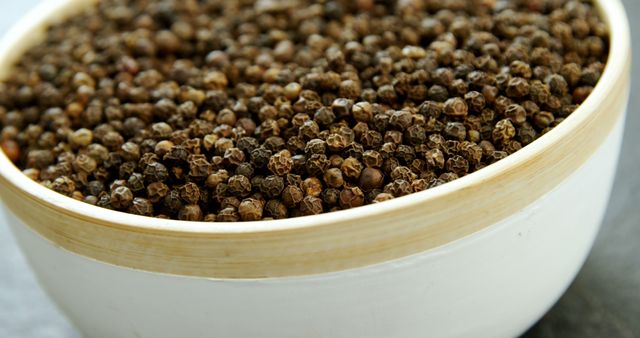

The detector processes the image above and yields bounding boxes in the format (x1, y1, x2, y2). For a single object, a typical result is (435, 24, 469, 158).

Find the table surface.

(0, 1, 638, 337)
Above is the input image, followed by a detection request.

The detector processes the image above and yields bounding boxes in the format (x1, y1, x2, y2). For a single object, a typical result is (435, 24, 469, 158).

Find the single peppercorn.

(51, 176, 75, 196)
(362, 150, 383, 168)
(179, 205, 203, 221)
(261, 175, 285, 198)
(323, 168, 344, 188)
(282, 185, 304, 207)
(300, 195, 323, 215)
(444, 98, 468, 117)
(302, 177, 323, 197)
(264, 200, 288, 219)
(268, 150, 294, 176)
(339, 186, 365, 209)
(128, 197, 154, 216)
(340, 157, 363, 180)
(359, 167, 385, 190)
(238, 198, 264, 221)
(110, 186, 133, 209)
(493, 119, 516, 143)
(504, 104, 527, 125)
(68, 128, 93, 148)
(227, 175, 252, 197)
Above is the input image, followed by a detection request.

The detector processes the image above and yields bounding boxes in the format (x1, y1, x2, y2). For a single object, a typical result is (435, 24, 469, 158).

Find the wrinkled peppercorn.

(300, 196, 323, 215)
(238, 198, 264, 221)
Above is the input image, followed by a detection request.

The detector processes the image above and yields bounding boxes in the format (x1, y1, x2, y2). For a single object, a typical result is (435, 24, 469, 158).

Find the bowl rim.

(0, 0, 631, 236)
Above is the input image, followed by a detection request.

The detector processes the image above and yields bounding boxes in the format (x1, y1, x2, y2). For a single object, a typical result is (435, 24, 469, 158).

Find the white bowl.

(0, 0, 631, 337)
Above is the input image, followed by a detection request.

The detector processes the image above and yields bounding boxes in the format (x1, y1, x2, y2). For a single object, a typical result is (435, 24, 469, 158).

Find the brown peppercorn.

(238, 198, 264, 221)
(444, 97, 468, 117)
(250, 147, 272, 169)
(395, 145, 415, 164)
(110, 186, 133, 209)
(69, 187, 84, 201)
(102, 131, 124, 150)
(120, 142, 140, 161)
(488, 151, 509, 163)
(300, 195, 323, 215)
(533, 111, 555, 129)
(314, 107, 335, 126)
(425, 149, 445, 170)
(264, 200, 288, 219)
(362, 150, 383, 168)
(306, 154, 330, 177)
(444, 122, 467, 141)
(339, 186, 365, 209)
(68, 128, 93, 148)
(446, 155, 470, 176)
(223, 148, 245, 166)
(464, 91, 486, 112)
(339, 80, 361, 99)
(179, 182, 201, 205)
(384, 179, 412, 197)
(359, 167, 384, 190)
(128, 197, 154, 216)
(268, 150, 294, 176)
(217, 207, 239, 222)
(411, 179, 429, 192)
(1, 140, 20, 163)
(299, 120, 320, 140)
(506, 77, 530, 98)
(493, 119, 516, 143)
(504, 104, 527, 125)
(323, 168, 344, 188)
(326, 133, 348, 152)
(373, 193, 394, 203)
(340, 157, 363, 180)
(331, 98, 353, 118)
(51, 176, 76, 196)
(72, 154, 97, 173)
(352, 102, 373, 123)
(143, 161, 169, 183)
(261, 175, 285, 198)
(179, 205, 203, 221)
(304, 139, 326, 155)
(405, 124, 426, 146)
(205, 169, 229, 189)
(389, 110, 413, 130)
(391, 166, 417, 182)
(302, 177, 323, 197)
(282, 185, 304, 207)
(284, 82, 302, 100)
(145, 182, 168, 203)
(27, 149, 54, 169)
(228, 175, 252, 197)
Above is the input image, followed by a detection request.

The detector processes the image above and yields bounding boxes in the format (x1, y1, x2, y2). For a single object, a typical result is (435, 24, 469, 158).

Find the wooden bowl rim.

(0, 0, 630, 237)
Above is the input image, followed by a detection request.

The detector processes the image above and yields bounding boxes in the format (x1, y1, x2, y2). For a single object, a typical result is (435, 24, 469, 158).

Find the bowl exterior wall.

(3, 113, 626, 338)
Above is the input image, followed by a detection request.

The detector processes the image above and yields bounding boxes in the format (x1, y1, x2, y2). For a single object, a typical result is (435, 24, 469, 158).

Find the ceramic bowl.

(0, 0, 631, 337)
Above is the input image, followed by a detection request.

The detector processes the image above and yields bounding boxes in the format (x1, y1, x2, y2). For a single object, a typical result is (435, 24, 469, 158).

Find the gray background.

(0, 1, 638, 337)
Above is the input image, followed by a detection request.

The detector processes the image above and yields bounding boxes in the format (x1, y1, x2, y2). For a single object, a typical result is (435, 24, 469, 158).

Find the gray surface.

(0, 1, 638, 337)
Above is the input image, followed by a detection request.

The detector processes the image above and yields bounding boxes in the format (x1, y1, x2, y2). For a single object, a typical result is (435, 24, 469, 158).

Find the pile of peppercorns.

(0, 0, 608, 221)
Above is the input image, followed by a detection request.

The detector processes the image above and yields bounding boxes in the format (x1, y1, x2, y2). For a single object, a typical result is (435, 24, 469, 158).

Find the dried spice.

(0, 0, 608, 221)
